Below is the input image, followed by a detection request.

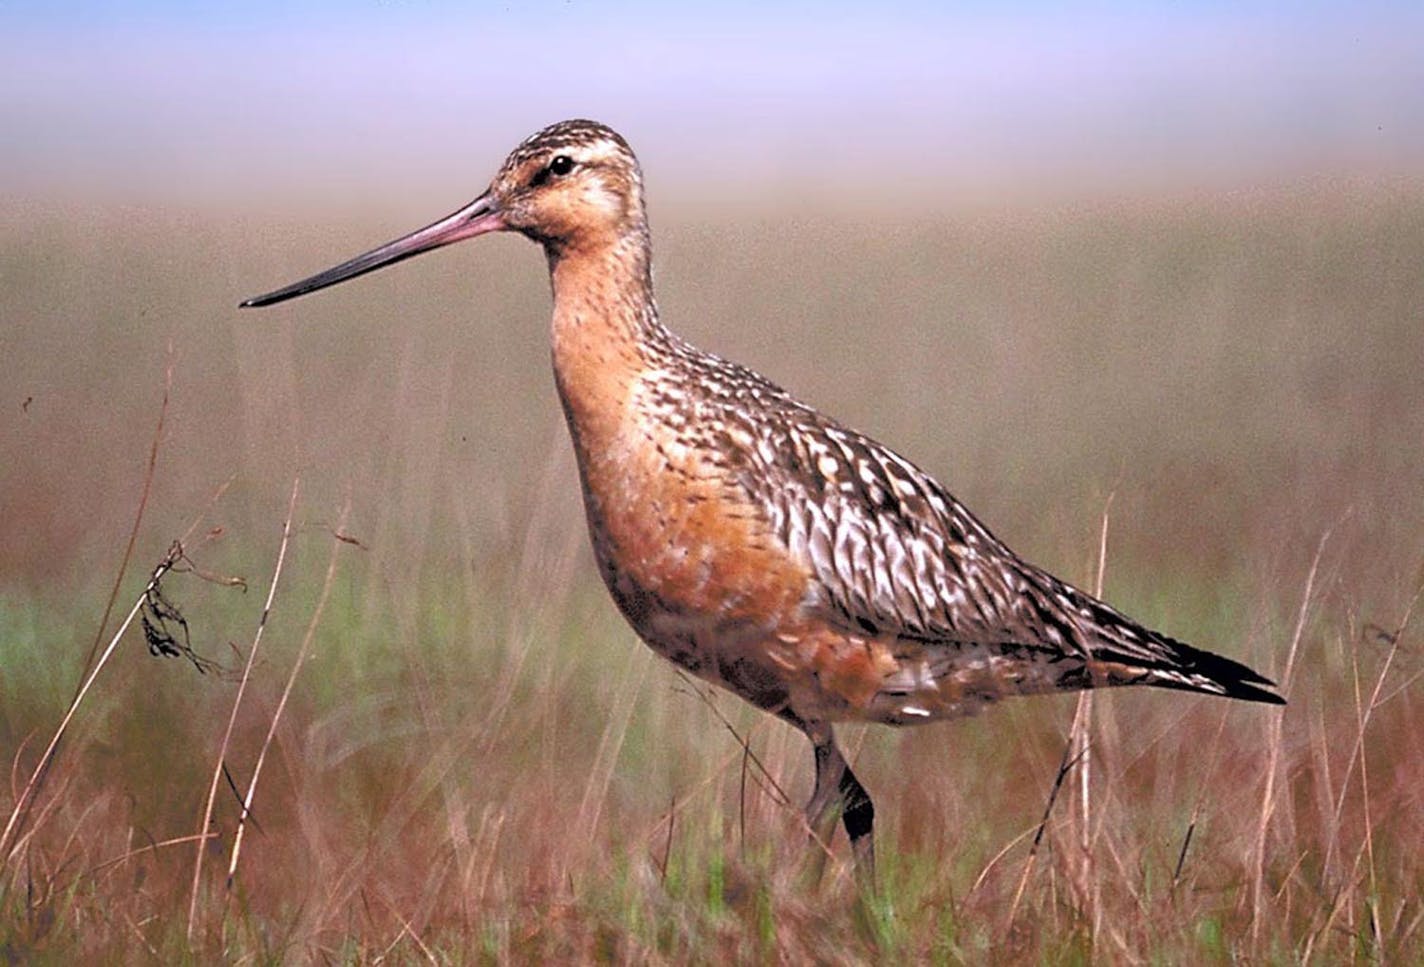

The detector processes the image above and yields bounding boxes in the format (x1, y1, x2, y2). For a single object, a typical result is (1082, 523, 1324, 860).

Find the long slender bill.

(240, 192, 504, 308)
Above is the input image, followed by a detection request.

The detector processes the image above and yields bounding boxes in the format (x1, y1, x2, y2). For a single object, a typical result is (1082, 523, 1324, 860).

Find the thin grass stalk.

(1349, 642, 1382, 964)
(226, 496, 352, 891)
(72, 347, 172, 697)
(186, 476, 301, 941)
(90, 832, 219, 879)
(570, 645, 652, 876)
(2, 358, 175, 868)
(1324, 584, 1418, 879)
(1316, 584, 1416, 961)
(1251, 525, 1331, 950)
(1005, 741, 1085, 927)
(1006, 493, 1114, 934)
(1076, 491, 1114, 939)
(1, 545, 182, 867)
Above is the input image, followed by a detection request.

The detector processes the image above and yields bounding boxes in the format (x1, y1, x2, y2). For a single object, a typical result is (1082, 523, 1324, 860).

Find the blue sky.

(3, 3, 1421, 208)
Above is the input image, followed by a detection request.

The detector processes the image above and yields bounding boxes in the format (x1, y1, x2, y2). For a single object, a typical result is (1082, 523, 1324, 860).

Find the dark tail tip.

(1185, 645, 1286, 705)
(1219, 676, 1287, 706)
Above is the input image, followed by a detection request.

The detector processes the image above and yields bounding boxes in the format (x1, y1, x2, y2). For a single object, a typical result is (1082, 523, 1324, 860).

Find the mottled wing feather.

(749, 405, 1089, 653)
(680, 348, 1279, 703)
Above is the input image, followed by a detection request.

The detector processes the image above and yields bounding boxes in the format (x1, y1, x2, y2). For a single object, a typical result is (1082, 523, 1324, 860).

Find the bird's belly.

(621, 594, 1057, 726)
(578, 467, 810, 713)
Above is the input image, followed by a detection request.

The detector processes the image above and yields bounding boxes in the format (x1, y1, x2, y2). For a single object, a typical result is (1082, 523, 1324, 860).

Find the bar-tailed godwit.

(243, 119, 1284, 883)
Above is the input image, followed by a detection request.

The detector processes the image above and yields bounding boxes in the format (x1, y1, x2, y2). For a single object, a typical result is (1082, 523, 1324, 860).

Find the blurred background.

(2, 2, 1422, 959)
(4, 0, 1421, 582)
(4, 3, 1422, 207)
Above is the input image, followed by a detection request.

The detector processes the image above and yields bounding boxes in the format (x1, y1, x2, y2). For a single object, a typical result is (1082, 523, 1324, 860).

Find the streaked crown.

(489, 119, 647, 251)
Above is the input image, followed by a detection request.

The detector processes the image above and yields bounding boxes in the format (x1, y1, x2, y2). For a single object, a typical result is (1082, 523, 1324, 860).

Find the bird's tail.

(1132, 638, 1287, 705)
(1039, 572, 1287, 706)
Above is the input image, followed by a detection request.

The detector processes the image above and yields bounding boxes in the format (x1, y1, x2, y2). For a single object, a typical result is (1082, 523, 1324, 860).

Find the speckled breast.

(558, 388, 818, 710)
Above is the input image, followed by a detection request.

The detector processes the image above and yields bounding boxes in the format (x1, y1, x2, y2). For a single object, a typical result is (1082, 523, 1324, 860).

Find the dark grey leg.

(786, 713, 877, 889)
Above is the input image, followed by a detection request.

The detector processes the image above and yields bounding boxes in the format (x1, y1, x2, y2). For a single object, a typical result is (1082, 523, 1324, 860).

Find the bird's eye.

(548, 155, 575, 177)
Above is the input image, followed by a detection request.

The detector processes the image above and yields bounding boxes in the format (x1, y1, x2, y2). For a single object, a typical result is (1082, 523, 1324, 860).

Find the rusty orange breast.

(568, 383, 811, 632)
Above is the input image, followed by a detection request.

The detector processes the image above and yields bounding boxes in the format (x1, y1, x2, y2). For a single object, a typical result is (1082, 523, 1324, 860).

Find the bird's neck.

(547, 231, 672, 447)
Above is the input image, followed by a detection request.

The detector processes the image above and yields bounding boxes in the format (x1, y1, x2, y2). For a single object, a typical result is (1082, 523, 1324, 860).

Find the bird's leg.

(799, 719, 877, 891)
(838, 751, 876, 884)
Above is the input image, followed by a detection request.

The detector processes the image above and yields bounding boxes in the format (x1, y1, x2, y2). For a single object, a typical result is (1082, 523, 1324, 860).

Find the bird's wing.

(731, 400, 1280, 702)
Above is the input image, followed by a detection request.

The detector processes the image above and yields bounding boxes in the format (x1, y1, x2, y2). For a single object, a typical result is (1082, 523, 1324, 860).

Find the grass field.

(2, 178, 1422, 962)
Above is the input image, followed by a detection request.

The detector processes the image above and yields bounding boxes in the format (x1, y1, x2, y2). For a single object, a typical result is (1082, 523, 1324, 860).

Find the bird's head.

(241, 119, 644, 308)
(489, 119, 646, 253)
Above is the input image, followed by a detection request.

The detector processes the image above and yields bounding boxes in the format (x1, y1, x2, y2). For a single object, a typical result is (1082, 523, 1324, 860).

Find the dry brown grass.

(2, 177, 1422, 961)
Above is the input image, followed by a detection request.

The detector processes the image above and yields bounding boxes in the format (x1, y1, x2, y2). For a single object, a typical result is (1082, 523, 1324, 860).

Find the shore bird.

(243, 119, 1284, 882)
